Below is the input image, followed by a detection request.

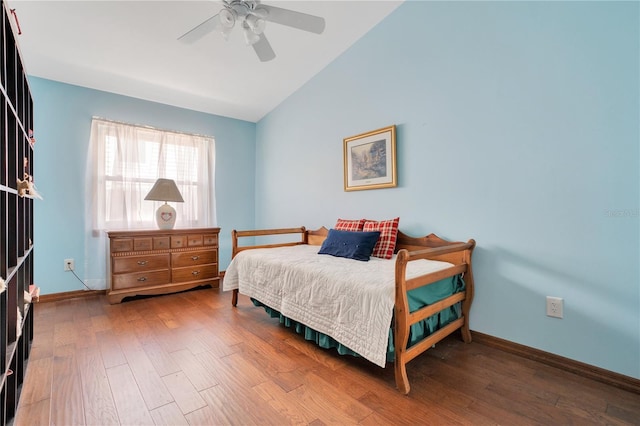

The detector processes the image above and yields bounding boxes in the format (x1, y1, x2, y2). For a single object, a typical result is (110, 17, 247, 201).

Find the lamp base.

(155, 203, 176, 230)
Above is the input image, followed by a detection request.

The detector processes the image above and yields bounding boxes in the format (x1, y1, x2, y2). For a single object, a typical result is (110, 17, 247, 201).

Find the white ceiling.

(8, 0, 402, 122)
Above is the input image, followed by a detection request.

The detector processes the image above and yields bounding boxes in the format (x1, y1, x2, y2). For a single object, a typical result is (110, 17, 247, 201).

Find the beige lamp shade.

(144, 179, 184, 229)
(144, 178, 184, 203)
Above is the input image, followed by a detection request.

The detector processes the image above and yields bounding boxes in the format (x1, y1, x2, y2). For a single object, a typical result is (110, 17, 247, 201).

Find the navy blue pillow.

(318, 229, 381, 261)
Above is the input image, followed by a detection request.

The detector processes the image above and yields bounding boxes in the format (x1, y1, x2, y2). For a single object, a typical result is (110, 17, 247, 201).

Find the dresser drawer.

(134, 237, 153, 251)
(203, 234, 218, 246)
(153, 237, 170, 250)
(187, 234, 203, 247)
(171, 235, 187, 248)
(112, 270, 170, 290)
(171, 249, 217, 268)
(111, 238, 134, 252)
(172, 264, 218, 283)
(113, 254, 170, 274)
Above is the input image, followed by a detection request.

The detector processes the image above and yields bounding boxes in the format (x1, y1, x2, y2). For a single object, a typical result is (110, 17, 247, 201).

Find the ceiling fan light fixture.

(220, 24, 234, 40)
(242, 23, 261, 45)
(245, 14, 265, 35)
(219, 8, 236, 29)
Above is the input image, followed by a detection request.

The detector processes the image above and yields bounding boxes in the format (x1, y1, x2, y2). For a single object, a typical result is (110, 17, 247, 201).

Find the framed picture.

(343, 125, 397, 191)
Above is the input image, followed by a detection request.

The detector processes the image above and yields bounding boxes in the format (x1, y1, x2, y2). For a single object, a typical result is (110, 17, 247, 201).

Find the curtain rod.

(92, 116, 215, 140)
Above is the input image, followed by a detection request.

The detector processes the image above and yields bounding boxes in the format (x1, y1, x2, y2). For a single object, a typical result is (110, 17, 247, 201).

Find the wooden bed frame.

(229, 226, 476, 394)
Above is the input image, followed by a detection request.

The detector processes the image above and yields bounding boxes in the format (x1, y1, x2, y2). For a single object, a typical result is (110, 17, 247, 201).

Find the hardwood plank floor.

(14, 287, 640, 425)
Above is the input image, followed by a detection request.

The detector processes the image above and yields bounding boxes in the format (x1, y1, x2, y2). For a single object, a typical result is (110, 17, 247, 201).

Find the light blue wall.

(255, 1, 639, 379)
(31, 77, 256, 294)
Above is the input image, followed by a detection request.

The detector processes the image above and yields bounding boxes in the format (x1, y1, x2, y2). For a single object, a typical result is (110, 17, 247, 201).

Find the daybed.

(223, 224, 476, 394)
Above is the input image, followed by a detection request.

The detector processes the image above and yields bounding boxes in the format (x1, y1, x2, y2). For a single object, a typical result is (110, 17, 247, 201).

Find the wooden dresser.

(107, 228, 220, 304)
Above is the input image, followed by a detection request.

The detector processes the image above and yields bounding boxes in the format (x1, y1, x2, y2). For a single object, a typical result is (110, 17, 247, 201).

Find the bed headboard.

(304, 227, 461, 249)
(305, 227, 329, 246)
(233, 226, 473, 265)
(303, 226, 474, 265)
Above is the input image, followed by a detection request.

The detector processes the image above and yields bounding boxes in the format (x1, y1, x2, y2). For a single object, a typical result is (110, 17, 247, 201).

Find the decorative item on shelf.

(23, 156, 28, 169)
(17, 173, 43, 199)
(16, 177, 27, 196)
(9, 8, 21, 35)
(28, 129, 35, 145)
(144, 178, 184, 229)
(16, 307, 22, 338)
(0, 277, 5, 294)
(24, 290, 31, 310)
(28, 284, 40, 302)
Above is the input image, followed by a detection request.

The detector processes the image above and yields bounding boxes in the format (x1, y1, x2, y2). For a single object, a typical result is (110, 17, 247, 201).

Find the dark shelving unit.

(0, 1, 35, 423)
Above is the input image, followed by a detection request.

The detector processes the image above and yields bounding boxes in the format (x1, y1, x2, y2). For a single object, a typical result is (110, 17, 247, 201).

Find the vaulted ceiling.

(9, 0, 402, 122)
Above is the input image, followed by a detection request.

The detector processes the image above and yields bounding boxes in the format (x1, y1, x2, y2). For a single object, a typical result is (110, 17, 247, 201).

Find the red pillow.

(363, 217, 400, 259)
(335, 218, 365, 232)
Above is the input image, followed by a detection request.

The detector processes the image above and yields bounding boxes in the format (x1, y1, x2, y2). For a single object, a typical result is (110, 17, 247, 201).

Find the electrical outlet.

(64, 258, 74, 271)
(546, 296, 563, 318)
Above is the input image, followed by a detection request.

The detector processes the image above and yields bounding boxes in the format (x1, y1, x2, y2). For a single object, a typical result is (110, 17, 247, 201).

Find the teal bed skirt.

(251, 274, 465, 362)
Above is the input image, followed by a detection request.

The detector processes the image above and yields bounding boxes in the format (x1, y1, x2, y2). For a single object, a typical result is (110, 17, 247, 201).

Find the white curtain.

(84, 117, 216, 289)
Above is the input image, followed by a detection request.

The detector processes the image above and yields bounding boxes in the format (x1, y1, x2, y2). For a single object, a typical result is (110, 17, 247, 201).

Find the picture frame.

(343, 125, 397, 191)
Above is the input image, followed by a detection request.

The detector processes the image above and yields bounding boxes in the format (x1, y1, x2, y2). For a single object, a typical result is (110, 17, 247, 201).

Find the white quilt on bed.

(223, 245, 452, 367)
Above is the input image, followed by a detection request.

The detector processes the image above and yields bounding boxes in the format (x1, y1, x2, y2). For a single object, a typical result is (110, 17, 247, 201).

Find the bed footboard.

(393, 240, 476, 394)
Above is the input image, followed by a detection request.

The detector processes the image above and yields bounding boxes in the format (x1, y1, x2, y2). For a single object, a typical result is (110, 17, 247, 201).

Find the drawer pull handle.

(191, 256, 199, 261)
(137, 277, 147, 282)
(137, 261, 148, 266)
(192, 270, 200, 276)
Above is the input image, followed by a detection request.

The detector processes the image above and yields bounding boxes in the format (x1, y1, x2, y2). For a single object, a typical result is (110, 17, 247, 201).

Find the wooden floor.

(13, 287, 640, 425)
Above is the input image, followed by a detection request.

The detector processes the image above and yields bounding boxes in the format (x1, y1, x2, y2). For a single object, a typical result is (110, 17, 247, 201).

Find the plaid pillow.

(335, 218, 366, 232)
(363, 217, 400, 259)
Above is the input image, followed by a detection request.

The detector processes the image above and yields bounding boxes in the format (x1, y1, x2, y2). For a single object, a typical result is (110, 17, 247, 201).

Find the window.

(87, 118, 216, 231)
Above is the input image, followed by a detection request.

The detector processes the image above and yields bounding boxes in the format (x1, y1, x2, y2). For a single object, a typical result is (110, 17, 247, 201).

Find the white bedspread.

(223, 245, 452, 367)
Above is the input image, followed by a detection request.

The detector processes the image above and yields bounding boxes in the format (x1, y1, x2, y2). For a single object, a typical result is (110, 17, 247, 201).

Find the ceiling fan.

(178, 0, 326, 62)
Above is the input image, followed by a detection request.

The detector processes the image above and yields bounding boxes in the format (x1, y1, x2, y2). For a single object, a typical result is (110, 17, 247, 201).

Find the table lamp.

(144, 178, 184, 229)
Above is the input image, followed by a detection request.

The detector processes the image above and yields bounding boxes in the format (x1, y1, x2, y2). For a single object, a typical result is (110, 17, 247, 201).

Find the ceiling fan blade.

(178, 14, 220, 43)
(261, 5, 325, 34)
(252, 33, 276, 62)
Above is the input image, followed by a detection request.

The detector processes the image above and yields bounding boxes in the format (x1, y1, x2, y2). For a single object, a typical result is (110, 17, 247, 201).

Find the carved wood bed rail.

(229, 226, 476, 394)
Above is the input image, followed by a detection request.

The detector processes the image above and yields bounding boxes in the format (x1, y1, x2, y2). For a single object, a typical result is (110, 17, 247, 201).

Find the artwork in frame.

(343, 125, 397, 191)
